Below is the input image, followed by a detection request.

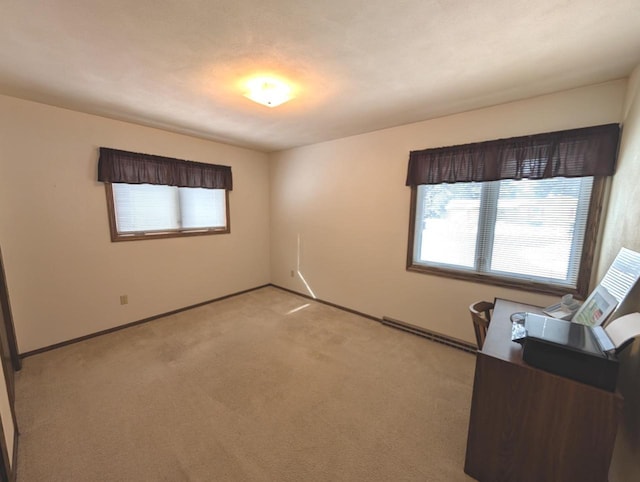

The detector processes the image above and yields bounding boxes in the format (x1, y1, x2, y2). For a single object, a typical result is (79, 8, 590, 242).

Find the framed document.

(573, 285, 618, 326)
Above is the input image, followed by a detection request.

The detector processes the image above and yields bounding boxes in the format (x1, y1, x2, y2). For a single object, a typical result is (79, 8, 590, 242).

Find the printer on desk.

(512, 314, 623, 391)
(511, 247, 640, 392)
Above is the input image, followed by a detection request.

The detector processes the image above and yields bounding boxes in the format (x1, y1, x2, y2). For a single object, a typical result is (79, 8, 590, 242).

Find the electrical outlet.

(120, 295, 128, 305)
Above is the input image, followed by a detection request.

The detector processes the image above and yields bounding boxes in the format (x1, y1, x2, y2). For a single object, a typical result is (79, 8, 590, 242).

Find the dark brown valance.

(98, 147, 233, 190)
(406, 123, 620, 186)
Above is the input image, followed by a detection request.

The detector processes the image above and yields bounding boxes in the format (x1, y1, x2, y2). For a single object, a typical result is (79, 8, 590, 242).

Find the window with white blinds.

(110, 183, 228, 239)
(178, 187, 227, 229)
(412, 177, 593, 289)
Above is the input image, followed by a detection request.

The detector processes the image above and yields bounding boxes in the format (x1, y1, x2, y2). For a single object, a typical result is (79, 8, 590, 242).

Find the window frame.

(104, 182, 231, 242)
(406, 176, 607, 299)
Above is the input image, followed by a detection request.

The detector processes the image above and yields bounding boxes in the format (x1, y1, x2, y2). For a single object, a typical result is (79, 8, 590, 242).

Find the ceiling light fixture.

(244, 77, 293, 108)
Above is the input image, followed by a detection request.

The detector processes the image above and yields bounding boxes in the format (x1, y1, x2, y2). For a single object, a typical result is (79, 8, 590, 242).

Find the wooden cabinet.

(464, 299, 622, 482)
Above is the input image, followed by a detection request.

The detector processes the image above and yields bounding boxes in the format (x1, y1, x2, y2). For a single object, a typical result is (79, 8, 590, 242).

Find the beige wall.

(0, 95, 270, 353)
(598, 65, 640, 482)
(269, 80, 627, 343)
(598, 69, 640, 278)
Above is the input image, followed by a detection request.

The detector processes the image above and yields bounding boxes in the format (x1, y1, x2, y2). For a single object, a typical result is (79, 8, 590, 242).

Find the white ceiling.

(1, 0, 639, 152)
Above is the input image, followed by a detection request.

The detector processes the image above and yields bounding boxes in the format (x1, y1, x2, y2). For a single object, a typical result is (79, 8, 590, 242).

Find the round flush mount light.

(244, 76, 293, 108)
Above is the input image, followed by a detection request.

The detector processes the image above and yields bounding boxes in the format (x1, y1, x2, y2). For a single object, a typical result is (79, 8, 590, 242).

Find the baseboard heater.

(381, 316, 477, 354)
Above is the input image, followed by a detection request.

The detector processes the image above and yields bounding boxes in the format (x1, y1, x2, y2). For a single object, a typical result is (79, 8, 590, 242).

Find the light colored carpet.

(15, 286, 476, 481)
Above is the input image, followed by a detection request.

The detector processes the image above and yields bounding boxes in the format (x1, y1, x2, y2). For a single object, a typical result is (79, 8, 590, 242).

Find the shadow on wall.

(611, 342, 640, 480)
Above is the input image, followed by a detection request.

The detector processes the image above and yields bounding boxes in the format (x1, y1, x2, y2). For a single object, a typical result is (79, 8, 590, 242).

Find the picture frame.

(573, 285, 618, 327)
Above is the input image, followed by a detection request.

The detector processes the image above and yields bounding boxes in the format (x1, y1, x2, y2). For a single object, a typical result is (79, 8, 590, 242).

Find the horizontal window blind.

(488, 177, 592, 285)
(413, 177, 593, 287)
(179, 188, 226, 229)
(112, 183, 226, 234)
(414, 183, 481, 269)
(113, 183, 179, 233)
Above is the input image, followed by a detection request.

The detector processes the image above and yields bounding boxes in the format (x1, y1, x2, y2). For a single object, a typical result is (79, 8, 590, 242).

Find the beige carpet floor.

(15, 286, 476, 481)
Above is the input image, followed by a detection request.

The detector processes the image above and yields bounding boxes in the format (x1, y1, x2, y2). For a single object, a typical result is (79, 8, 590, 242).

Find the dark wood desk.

(464, 299, 622, 482)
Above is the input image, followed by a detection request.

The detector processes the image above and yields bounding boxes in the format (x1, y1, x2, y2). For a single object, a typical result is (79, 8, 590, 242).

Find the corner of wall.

(622, 65, 640, 121)
(596, 66, 640, 281)
(601, 62, 640, 482)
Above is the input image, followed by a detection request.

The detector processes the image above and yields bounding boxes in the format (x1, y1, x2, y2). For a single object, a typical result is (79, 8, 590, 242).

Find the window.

(408, 176, 601, 296)
(98, 147, 233, 242)
(106, 183, 229, 240)
(404, 124, 620, 298)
